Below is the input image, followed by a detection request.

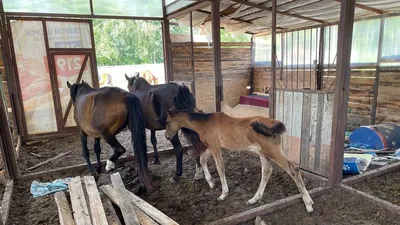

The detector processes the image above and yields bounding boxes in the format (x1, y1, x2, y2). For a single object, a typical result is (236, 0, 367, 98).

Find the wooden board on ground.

(100, 187, 157, 225)
(109, 173, 140, 225)
(83, 176, 109, 225)
(54, 192, 76, 225)
(100, 193, 122, 225)
(100, 185, 178, 225)
(69, 176, 92, 225)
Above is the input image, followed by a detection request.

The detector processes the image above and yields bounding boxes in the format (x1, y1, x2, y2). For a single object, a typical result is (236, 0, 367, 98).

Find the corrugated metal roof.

(176, 0, 400, 34)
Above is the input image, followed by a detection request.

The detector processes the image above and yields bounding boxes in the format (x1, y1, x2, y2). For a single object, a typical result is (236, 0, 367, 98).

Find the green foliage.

(93, 20, 251, 66)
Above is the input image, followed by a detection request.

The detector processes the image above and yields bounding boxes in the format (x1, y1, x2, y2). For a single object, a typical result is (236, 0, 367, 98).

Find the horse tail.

(125, 94, 152, 190)
(251, 121, 286, 137)
(173, 85, 207, 156)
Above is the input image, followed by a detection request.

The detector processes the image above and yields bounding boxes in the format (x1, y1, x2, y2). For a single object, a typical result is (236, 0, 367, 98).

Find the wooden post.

(162, 0, 172, 82)
(328, 0, 356, 185)
(371, 17, 385, 124)
(190, 11, 196, 96)
(317, 26, 325, 90)
(269, 0, 277, 119)
(212, 0, 223, 112)
(250, 35, 255, 94)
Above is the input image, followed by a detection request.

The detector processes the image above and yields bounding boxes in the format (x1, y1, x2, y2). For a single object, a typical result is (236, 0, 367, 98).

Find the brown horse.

(164, 110, 314, 213)
(125, 74, 205, 182)
(67, 81, 151, 191)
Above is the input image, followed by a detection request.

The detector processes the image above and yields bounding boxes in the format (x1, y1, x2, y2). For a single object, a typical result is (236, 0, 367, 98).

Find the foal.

(164, 111, 314, 213)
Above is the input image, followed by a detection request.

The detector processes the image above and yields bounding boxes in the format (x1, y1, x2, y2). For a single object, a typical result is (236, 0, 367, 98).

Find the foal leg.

(169, 134, 183, 183)
(262, 144, 314, 213)
(79, 130, 95, 174)
(246, 153, 273, 205)
(199, 149, 214, 188)
(94, 138, 102, 173)
(210, 148, 229, 201)
(103, 135, 126, 172)
(194, 155, 204, 180)
(150, 130, 160, 164)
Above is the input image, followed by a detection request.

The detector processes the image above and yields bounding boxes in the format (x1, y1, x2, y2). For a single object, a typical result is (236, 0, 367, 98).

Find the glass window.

(93, 0, 162, 17)
(4, 0, 90, 14)
(381, 16, 400, 66)
(351, 19, 380, 64)
(254, 35, 271, 65)
(46, 21, 92, 48)
(324, 25, 338, 67)
(166, 1, 196, 14)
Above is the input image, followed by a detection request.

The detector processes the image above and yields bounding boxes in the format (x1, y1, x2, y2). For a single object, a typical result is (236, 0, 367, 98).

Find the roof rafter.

(334, 0, 385, 14)
(230, 0, 326, 23)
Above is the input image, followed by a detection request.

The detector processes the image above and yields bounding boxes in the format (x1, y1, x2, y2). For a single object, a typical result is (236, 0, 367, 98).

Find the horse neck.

(179, 117, 205, 134)
(133, 79, 152, 91)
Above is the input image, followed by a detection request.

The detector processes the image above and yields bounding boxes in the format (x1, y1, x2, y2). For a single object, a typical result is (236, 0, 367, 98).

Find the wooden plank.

(320, 93, 334, 176)
(340, 184, 400, 215)
(83, 176, 109, 225)
(291, 92, 303, 164)
(1, 180, 14, 224)
(100, 185, 178, 225)
(69, 176, 92, 225)
(342, 161, 400, 185)
(282, 91, 293, 158)
(110, 173, 140, 225)
(99, 186, 157, 225)
(300, 93, 311, 169)
(308, 93, 318, 172)
(208, 187, 330, 225)
(27, 150, 73, 171)
(54, 192, 76, 225)
(313, 94, 324, 174)
(100, 193, 122, 225)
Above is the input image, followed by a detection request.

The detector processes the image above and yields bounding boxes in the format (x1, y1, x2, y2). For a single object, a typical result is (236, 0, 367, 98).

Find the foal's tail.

(125, 94, 152, 190)
(174, 85, 207, 156)
(251, 121, 286, 137)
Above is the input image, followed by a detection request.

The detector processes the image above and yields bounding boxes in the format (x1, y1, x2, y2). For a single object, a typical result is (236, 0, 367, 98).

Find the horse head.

(125, 72, 150, 92)
(66, 80, 92, 103)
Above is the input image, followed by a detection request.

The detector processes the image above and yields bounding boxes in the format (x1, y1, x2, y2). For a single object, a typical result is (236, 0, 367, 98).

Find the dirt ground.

(242, 187, 400, 225)
(17, 130, 188, 173)
(351, 169, 400, 206)
(9, 151, 323, 225)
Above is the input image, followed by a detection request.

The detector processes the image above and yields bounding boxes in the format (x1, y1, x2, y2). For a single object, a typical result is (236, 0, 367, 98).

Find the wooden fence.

(276, 90, 334, 177)
(254, 66, 400, 129)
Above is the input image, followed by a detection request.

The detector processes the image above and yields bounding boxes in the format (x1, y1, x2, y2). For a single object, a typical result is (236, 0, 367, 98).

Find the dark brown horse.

(125, 73, 205, 182)
(67, 81, 151, 191)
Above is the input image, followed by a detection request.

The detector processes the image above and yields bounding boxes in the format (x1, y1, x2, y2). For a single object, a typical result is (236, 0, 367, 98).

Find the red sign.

(54, 55, 88, 78)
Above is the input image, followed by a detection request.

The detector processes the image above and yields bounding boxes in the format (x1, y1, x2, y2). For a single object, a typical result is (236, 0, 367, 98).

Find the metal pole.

(162, 0, 172, 82)
(270, 0, 276, 119)
(212, 0, 222, 112)
(190, 11, 196, 95)
(328, 0, 356, 185)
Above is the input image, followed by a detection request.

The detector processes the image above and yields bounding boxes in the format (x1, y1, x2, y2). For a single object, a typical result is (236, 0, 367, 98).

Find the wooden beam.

(110, 173, 140, 225)
(100, 185, 178, 225)
(208, 187, 330, 225)
(230, 0, 325, 24)
(54, 192, 76, 225)
(334, 0, 384, 14)
(342, 160, 400, 185)
(371, 18, 384, 124)
(27, 150, 73, 171)
(212, 0, 223, 112)
(328, 0, 356, 185)
(167, 1, 211, 20)
(83, 176, 109, 225)
(69, 177, 92, 225)
(340, 184, 400, 215)
(270, 0, 277, 119)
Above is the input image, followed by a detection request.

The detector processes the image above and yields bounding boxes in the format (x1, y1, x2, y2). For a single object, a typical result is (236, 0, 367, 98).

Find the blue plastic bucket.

(349, 123, 400, 150)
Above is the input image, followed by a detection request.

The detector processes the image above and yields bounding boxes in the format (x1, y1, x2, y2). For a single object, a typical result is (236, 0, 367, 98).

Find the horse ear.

(125, 73, 129, 81)
(66, 81, 72, 89)
(135, 72, 139, 78)
(81, 80, 85, 83)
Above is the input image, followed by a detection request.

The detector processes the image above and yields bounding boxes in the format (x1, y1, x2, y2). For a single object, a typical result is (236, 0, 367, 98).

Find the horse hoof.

(306, 205, 314, 213)
(217, 194, 227, 201)
(152, 159, 161, 165)
(246, 198, 259, 205)
(105, 160, 115, 171)
(169, 176, 179, 184)
(194, 173, 203, 180)
(90, 171, 100, 182)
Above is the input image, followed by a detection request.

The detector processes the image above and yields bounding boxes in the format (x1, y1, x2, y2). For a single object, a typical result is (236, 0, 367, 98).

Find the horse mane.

(131, 77, 150, 91)
(70, 82, 92, 102)
(172, 109, 212, 122)
(172, 85, 207, 156)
